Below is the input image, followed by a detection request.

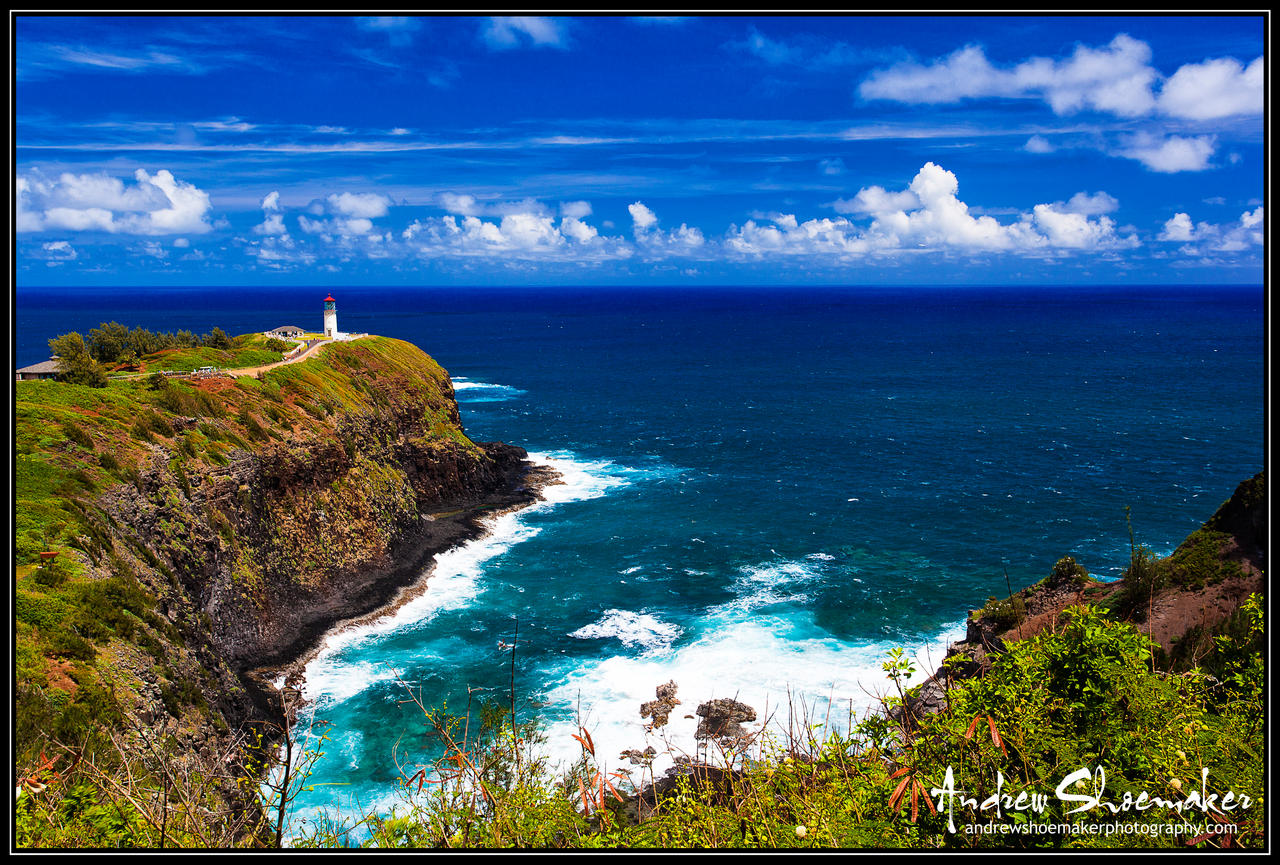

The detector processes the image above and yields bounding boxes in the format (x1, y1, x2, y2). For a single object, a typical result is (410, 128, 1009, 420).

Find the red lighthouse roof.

(324, 294, 336, 302)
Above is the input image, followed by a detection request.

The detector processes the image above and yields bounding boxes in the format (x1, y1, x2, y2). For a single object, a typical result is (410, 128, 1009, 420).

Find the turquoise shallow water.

(15, 284, 1266, 834)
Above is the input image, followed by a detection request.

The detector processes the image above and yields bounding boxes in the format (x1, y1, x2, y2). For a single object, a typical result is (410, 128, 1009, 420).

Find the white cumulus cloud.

(1159, 212, 1196, 242)
(1024, 135, 1055, 154)
(253, 190, 288, 236)
(39, 240, 78, 261)
(859, 35, 1157, 117)
(1158, 207, 1264, 253)
(730, 162, 1136, 260)
(1060, 191, 1120, 216)
(401, 199, 632, 262)
(1157, 56, 1263, 120)
(860, 35, 1262, 122)
(295, 190, 394, 239)
(326, 191, 392, 219)
(17, 168, 214, 235)
(1120, 133, 1216, 173)
(629, 201, 659, 231)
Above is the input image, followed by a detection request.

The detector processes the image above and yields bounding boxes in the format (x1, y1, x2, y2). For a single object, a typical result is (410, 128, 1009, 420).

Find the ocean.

(14, 284, 1265, 834)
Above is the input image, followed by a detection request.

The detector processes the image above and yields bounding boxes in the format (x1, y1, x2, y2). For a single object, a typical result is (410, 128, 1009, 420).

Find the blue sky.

(14, 14, 1266, 286)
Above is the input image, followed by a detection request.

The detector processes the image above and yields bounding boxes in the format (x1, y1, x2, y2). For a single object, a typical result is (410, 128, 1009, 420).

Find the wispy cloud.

(729, 26, 905, 68)
(481, 17, 569, 50)
(18, 41, 208, 79)
(860, 34, 1159, 117)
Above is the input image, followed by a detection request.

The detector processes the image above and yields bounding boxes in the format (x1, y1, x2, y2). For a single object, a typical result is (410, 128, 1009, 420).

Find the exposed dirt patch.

(45, 660, 79, 697)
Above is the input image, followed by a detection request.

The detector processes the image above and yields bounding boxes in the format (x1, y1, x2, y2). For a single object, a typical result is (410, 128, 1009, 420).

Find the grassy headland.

(14, 332, 534, 848)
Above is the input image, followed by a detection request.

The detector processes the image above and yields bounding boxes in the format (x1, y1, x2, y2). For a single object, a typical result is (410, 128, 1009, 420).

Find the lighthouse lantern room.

(323, 294, 338, 338)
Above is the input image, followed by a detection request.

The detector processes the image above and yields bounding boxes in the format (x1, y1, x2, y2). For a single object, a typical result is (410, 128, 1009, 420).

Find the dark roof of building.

(270, 325, 305, 333)
(17, 358, 61, 374)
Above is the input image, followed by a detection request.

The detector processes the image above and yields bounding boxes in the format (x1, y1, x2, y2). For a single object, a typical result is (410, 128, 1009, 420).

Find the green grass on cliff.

(120, 331, 293, 374)
(14, 333, 490, 841)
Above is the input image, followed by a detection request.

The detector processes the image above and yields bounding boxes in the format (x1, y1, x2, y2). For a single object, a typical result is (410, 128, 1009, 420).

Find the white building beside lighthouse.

(323, 293, 338, 338)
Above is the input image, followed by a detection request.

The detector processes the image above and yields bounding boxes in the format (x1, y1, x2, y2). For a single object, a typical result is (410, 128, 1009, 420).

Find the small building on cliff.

(15, 356, 61, 381)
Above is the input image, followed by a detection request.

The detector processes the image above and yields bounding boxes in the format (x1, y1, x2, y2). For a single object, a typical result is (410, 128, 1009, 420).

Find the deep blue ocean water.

(15, 284, 1265, 834)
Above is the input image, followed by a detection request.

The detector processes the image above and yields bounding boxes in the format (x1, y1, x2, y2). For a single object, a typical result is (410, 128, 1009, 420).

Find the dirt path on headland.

(224, 333, 371, 378)
(107, 335, 367, 381)
(223, 337, 341, 377)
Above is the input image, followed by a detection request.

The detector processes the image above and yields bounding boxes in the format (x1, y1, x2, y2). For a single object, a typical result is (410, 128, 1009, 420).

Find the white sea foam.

(299, 450, 633, 710)
(569, 609, 682, 653)
(286, 447, 650, 841)
(539, 610, 967, 781)
(450, 378, 527, 401)
(708, 558, 823, 616)
(537, 552, 967, 780)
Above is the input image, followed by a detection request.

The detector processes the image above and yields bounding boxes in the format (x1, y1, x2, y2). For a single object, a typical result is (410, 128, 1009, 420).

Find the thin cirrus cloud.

(481, 17, 569, 50)
(17, 41, 207, 79)
(18, 116, 1127, 163)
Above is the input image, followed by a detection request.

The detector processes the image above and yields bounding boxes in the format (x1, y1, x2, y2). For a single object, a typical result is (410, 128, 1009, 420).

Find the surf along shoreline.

(244, 453, 564, 710)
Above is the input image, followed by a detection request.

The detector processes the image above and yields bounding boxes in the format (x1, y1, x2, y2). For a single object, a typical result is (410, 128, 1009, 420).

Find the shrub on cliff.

(973, 594, 1026, 631)
(1048, 555, 1090, 587)
(48, 333, 108, 388)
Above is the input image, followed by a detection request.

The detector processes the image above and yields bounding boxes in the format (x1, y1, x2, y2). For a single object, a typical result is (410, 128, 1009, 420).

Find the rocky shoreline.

(255, 454, 563, 695)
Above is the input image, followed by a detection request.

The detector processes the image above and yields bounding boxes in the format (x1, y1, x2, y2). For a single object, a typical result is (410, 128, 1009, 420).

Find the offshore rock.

(640, 680, 681, 730)
(694, 698, 757, 742)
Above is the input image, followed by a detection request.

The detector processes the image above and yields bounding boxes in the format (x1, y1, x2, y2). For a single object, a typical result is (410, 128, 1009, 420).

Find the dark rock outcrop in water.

(640, 680, 681, 730)
(620, 685, 760, 824)
(694, 698, 758, 743)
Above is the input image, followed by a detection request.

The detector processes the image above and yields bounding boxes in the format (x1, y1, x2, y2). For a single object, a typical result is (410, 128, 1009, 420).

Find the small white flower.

(795, 825, 808, 838)
(1170, 778, 1183, 791)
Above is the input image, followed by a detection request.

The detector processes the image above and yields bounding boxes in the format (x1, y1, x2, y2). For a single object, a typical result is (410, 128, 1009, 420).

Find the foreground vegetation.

(268, 593, 1261, 850)
(17, 586, 1264, 849)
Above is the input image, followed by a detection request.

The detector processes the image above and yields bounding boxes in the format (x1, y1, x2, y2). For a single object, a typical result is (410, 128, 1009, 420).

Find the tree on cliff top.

(47, 332, 109, 388)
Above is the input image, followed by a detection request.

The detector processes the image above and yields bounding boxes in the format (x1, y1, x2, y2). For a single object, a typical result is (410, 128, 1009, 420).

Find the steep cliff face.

(98, 340, 534, 672)
(16, 337, 538, 765)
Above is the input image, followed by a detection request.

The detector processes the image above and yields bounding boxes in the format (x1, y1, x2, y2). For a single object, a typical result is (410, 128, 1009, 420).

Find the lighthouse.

(323, 294, 338, 338)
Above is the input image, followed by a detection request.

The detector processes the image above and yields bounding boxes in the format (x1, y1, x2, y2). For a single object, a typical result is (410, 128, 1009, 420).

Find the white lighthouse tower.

(323, 293, 338, 338)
